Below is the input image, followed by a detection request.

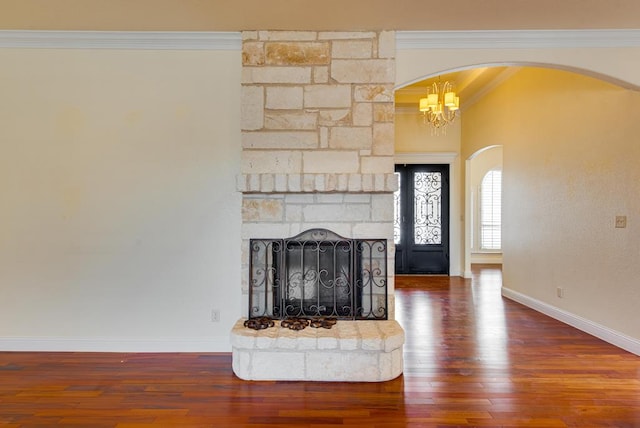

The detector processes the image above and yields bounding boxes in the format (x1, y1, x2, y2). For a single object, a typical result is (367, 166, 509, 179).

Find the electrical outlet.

(557, 287, 564, 298)
(615, 216, 627, 228)
(211, 309, 220, 323)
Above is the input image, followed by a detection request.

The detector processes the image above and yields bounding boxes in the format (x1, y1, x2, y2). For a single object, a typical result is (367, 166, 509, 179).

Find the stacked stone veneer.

(235, 31, 401, 381)
(239, 29, 397, 298)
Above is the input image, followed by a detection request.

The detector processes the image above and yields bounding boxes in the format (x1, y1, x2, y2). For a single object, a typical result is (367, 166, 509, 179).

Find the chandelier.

(419, 80, 460, 134)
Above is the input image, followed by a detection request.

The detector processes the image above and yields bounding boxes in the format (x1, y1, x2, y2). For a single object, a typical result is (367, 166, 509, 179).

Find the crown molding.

(397, 29, 640, 49)
(0, 30, 241, 50)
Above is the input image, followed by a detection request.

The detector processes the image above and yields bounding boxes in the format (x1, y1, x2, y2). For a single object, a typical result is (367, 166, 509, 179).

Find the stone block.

(344, 193, 370, 203)
(242, 31, 258, 41)
(303, 151, 359, 173)
(373, 102, 395, 122)
(246, 66, 312, 84)
(329, 127, 372, 150)
(303, 203, 370, 223)
(285, 193, 315, 204)
(374, 173, 386, 192)
(242, 131, 317, 149)
(264, 112, 317, 130)
(241, 223, 291, 240)
(386, 172, 399, 192)
(302, 174, 315, 192)
(230, 331, 255, 349)
(255, 327, 279, 349)
(261, 174, 275, 193)
(274, 174, 287, 192)
(361, 156, 394, 174)
(266, 42, 330, 65)
(241, 85, 264, 131)
(317, 335, 339, 350)
(331, 59, 394, 84)
(314, 174, 326, 192)
(373, 122, 395, 155)
(336, 322, 360, 350)
(247, 173, 261, 191)
(231, 348, 251, 379)
(378, 31, 395, 59)
(242, 150, 302, 174)
(251, 351, 306, 380)
(362, 174, 374, 192)
(353, 103, 373, 127)
(358, 323, 384, 351)
(354, 85, 394, 102)
(285, 204, 303, 222)
(306, 352, 380, 382)
(288, 174, 302, 192)
(265, 86, 303, 110)
(372, 194, 394, 222)
(316, 193, 344, 203)
(320, 126, 329, 148)
(348, 174, 362, 192)
(242, 41, 264, 66)
(236, 174, 248, 192)
(304, 85, 352, 108)
(296, 329, 318, 350)
(275, 335, 298, 350)
(336, 174, 349, 191)
(352, 222, 393, 240)
(318, 110, 351, 126)
(332, 40, 373, 59)
(378, 352, 393, 381)
(242, 198, 284, 222)
(313, 66, 329, 83)
(325, 174, 337, 192)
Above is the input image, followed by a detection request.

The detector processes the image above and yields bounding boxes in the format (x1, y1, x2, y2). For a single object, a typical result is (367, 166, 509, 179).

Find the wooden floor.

(2, 265, 640, 427)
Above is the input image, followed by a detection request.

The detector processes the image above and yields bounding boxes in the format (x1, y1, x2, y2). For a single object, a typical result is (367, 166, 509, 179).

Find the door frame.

(395, 152, 461, 276)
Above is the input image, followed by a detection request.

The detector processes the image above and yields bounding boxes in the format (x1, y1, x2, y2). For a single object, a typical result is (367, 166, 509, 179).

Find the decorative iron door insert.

(249, 229, 388, 320)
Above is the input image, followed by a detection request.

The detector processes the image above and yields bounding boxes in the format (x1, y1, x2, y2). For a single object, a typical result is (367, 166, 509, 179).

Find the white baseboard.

(470, 254, 503, 264)
(0, 336, 231, 353)
(502, 287, 640, 356)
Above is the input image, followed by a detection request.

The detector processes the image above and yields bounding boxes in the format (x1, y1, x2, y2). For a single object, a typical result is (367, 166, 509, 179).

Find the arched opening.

(395, 63, 638, 279)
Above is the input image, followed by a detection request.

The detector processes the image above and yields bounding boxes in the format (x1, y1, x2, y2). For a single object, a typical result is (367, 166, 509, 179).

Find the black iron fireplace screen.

(249, 229, 387, 320)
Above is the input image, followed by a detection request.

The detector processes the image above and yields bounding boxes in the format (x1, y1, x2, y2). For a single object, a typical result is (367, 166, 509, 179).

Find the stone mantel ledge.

(237, 173, 398, 193)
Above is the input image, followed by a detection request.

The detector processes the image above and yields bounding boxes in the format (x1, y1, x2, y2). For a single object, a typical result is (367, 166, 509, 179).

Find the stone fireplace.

(232, 30, 404, 381)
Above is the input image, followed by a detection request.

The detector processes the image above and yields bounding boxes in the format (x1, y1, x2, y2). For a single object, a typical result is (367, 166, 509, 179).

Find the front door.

(394, 164, 450, 274)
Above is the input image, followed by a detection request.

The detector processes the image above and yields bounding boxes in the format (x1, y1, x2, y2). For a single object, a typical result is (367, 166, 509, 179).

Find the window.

(480, 169, 502, 250)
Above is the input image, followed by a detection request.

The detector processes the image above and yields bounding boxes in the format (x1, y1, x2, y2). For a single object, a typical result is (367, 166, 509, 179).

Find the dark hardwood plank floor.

(2, 265, 640, 427)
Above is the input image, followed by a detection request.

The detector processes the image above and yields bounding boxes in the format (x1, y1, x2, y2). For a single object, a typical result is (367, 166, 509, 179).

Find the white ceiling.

(395, 66, 521, 112)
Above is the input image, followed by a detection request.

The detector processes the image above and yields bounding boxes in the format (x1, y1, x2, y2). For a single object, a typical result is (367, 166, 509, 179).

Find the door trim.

(394, 152, 461, 276)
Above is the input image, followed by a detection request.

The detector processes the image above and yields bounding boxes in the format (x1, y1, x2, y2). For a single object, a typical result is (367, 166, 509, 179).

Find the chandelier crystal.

(419, 80, 459, 134)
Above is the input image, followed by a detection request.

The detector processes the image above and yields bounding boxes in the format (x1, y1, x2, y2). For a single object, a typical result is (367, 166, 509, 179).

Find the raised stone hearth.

(231, 319, 404, 382)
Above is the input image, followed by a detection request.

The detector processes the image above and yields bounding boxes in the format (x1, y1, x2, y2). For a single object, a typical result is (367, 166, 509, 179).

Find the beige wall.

(463, 67, 640, 340)
(0, 48, 242, 350)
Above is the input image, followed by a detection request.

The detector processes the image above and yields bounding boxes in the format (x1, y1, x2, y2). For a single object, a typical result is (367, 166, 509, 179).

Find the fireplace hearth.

(248, 229, 387, 321)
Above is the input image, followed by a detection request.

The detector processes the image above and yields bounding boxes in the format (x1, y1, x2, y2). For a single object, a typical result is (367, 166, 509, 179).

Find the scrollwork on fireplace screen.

(248, 229, 387, 320)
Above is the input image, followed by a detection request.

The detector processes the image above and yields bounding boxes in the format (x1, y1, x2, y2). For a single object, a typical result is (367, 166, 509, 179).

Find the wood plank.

(1, 265, 640, 426)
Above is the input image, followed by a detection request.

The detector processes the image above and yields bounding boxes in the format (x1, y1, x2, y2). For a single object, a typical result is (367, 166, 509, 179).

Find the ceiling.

(395, 66, 520, 112)
(4, 0, 635, 110)
(2, 0, 640, 31)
